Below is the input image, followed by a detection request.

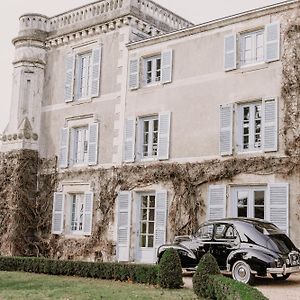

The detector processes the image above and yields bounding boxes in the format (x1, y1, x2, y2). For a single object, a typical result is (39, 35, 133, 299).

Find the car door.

(194, 223, 214, 261)
(211, 223, 240, 269)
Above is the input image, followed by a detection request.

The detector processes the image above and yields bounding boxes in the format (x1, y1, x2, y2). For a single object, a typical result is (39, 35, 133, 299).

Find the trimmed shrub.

(158, 248, 183, 289)
(208, 275, 268, 300)
(193, 252, 220, 299)
(0, 256, 158, 285)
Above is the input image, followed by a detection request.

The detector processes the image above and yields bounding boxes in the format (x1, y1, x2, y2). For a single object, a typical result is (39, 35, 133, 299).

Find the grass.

(0, 271, 197, 300)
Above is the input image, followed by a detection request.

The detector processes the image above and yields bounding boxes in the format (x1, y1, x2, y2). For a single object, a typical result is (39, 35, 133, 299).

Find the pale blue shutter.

(220, 104, 233, 156)
(117, 191, 132, 262)
(154, 190, 168, 248)
(88, 123, 99, 166)
(161, 49, 173, 84)
(128, 59, 139, 90)
(52, 192, 64, 234)
(263, 98, 278, 152)
(83, 192, 94, 236)
(59, 127, 69, 168)
(224, 34, 237, 71)
(208, 185, 226, 220)
(267, 184, 289, 235)
(265, 22, 280, 63)
(124, 118, 136, 162)
(64, 54, 75, 102)
(158, 112, 171, 160)
(90, 47, 102, 97)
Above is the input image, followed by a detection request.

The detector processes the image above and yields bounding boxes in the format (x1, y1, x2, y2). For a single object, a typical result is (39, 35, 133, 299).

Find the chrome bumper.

(267, 264, 300, 275)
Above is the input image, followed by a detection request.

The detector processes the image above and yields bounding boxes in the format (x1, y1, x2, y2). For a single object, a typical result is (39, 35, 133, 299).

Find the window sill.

(71, 97, 92, 106)
(237, 62, 268, 73)
(139, 157, 158, 162)
(236, 150, 264, 155)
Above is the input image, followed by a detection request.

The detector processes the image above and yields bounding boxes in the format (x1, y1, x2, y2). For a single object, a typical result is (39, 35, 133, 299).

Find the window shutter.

(128, 58, 139, 90)
(154, 190, 168, 248)
(161, 49, 173, 84)
(265, 22, 280, 63)
(220, 104, 233, 156)
(117, 191, 132, 262)
(158, 112, 171, 160)
(263, 98, 278, 152)
(59, 127, 69, 169)
(52, 192, 64, 234)
(224, 34, 237, 71)
(267, 183, 289, 235)
(88, 122, 99, 166)
(208, 185, 226, 220)
(123, 118, 136, 163)
(90, 47, 102, 97)
(68, 128, 76, 166)
(83, 192, 94, 236)
(64, 54, 75, 102)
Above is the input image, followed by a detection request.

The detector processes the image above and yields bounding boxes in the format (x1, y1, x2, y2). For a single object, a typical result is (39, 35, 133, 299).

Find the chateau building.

(1, 0, 300, 263)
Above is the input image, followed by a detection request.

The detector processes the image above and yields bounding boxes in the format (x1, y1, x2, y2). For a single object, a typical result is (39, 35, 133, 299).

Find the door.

(135, 194, 156, 263)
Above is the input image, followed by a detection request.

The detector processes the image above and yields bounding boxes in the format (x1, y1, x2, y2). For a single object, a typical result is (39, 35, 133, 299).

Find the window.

(59, 122, 99, 168)
(214, 224, 238, 240)
(64, 47, 102, 102)
(196, 224, 214, 240)
(233, 187, 266, 220)
(141, 116, 159, 159)
(240, 30, 264, 66)
(144, 55, 161, 85)
(128, 49, 173, 90)
(72, 126, 89, 165)
(140, 194, 156, 248)
(52, 191, 94, 236)
(123, 112, 171, 163)
(77, 52, 92, 99)
(238, 102, 262, 152)
(70, 194, 84, 233)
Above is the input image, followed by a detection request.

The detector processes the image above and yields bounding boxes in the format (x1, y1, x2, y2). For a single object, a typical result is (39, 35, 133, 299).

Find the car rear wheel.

(232, 261, 255, 285)
(271, 273, 291, 280)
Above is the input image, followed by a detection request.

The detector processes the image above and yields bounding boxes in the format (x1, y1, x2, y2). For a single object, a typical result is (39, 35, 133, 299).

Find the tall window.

(239, 102, 262, 152)
(144, 55, 161, 85)
(71, 194, 84, 233)
(240, 30, 264, 66)
(141, 117, 159, 159)
(77, 52, 92, 99)
(73, 126, 89, 165)
(140, 194, 156, 248)
(234, 187, 266, 220)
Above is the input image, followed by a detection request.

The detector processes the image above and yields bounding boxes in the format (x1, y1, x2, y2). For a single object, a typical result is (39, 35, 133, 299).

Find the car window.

(214, 224, 239, 241)
(196, 224, 214, 240)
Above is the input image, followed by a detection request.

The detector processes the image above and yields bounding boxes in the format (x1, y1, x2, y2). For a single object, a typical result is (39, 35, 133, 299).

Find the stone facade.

(1, 0, 300, 263)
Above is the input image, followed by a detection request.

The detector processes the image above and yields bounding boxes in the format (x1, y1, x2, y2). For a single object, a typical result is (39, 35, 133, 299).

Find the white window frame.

(240, 29, 264, 67)
(237, 101, 263, 153)
(143, 55, 162, 86)
(232, 186, 267, 220)
(138, 116, 159, 161)
(72, 126, 89, 166)
(76, 51, 92, 100)
(70, 193, 85, 235)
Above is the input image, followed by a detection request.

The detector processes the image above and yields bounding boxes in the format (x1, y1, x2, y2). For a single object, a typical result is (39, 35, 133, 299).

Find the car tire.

(232, 260, 255, 285)
(271, 273, 291, 280)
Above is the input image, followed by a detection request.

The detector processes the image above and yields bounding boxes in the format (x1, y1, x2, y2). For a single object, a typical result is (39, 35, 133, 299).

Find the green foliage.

(0, 256, 158, 285)
(207, 275, 268, 300)
(192, 253, 220, 299)
(158, 248, 183, 289)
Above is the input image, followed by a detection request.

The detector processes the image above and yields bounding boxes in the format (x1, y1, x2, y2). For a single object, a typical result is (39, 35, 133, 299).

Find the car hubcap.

(238, 267, 246, 278)
(233, 262, 250, 283)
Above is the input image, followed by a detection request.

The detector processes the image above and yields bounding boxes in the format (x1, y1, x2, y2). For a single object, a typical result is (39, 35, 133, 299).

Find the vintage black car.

(157, 218, 300, 284)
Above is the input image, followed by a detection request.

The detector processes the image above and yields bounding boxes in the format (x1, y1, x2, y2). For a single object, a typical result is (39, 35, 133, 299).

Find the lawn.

(0, 271, 197, 300)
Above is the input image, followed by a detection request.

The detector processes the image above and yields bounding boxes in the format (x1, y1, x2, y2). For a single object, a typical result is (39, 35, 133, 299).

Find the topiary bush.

(193, 252, 220, 299)
(158, 248, 183, 289)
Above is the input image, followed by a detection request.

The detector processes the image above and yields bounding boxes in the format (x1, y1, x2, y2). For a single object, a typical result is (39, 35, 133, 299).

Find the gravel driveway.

(183, 273, 300, 300)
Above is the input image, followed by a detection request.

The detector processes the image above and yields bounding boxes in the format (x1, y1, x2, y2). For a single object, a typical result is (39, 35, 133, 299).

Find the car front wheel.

(232, 261, 255, 285)
(271, 273, 291, 280)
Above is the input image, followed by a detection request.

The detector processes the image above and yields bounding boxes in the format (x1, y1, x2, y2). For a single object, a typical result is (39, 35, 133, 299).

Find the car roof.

(204, 217, 273, 227)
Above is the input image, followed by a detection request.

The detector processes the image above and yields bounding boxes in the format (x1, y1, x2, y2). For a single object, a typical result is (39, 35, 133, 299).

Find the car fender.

(227, 247, 278, 273)
(157, 244, 197, 262)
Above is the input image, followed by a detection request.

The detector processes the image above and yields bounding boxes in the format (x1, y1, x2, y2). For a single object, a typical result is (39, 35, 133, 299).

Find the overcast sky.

(0, 0, 284, 132)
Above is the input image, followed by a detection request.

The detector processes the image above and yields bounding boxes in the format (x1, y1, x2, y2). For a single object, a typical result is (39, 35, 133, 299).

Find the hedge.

(0, 256, 158, 285)
(207, 275, 268, 300)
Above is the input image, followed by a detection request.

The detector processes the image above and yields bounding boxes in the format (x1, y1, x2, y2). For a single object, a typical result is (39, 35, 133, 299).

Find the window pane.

(238, 207, 248, 217)
(254, 191, 265, 206)
(142, 196, 148, 207)
(148, 235, 154, 248)
(237, 191, 248, 207)
(142, 209, 147, 221)
(149, 222, 154, 234)
(149, 196, 155, 208)
(255, 207, 265, 219)
(141, 222, 147, 234)
(149, 209, 155, 221)
(140, 235, 146, 247)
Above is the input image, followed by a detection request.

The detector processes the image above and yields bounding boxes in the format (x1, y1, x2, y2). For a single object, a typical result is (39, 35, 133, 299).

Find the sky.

(0, 0, 284, 132)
